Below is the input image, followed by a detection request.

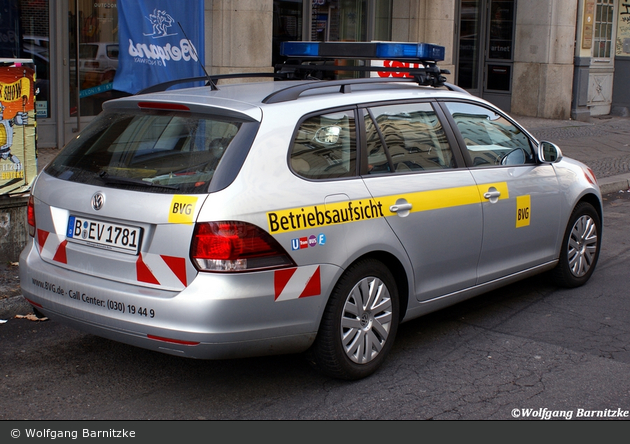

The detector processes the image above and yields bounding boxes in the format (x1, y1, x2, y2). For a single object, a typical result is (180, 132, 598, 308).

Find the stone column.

(391, 0, 456, 80)
(207, 0, 274, 79)
(511, 1, 577, 119)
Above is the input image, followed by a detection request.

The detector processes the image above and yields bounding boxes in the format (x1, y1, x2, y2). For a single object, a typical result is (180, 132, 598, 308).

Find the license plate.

(66, 216, 142, 255)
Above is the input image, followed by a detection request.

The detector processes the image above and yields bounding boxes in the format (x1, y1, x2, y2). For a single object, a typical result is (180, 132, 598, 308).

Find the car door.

(441, 101, 562, 284)
(360, 101, 484, 301)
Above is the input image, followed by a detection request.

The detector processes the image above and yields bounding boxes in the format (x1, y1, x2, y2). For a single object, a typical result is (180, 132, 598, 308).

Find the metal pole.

(75, 0, 81, 132)
(22, 68, 27, 185)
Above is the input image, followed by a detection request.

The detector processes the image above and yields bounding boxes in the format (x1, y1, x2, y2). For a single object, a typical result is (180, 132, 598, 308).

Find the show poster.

(0, 59, 36, 195)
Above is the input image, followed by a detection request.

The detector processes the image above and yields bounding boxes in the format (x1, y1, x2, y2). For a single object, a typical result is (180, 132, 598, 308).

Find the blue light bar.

(281, 42, 320, 57)
(280, 41, 445, 62)
(375, 43, 445, 61)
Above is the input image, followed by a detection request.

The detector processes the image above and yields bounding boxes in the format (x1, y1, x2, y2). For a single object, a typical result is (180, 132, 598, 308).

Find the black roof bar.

(137, 72, 284, 95)
(262, 76, 418, 104)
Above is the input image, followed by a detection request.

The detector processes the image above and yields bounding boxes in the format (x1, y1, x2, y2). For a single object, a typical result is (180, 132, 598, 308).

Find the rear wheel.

(312, 258, 399, 380)
(553, 202, 601, 288)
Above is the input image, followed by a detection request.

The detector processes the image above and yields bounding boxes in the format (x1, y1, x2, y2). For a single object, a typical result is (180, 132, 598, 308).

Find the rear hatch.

(35, 102, 259, 291)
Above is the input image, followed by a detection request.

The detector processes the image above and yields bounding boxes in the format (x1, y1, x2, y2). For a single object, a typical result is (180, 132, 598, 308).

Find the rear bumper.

(20, 241, 336, 359)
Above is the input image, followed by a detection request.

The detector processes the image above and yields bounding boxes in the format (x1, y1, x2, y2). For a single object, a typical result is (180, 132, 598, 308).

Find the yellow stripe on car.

(267, 182, 509, 234)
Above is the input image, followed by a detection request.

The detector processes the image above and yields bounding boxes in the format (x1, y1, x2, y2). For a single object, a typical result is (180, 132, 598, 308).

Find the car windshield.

(45, 109, 248, 194)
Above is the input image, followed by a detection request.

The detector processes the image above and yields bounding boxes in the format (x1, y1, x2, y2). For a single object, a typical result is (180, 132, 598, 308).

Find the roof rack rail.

(262, 76, 466, 104)
(136, 72, 283, 95)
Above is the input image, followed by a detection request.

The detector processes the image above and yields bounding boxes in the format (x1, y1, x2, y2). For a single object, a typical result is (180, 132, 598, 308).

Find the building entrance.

(456, 0, 515, 112)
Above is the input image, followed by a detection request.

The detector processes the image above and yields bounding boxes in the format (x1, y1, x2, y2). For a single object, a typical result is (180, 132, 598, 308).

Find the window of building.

(0, 0, 51, 119)
(593, 0, 615, 58)
(69, 1, 126, 118)
(272, 0, 392, 70)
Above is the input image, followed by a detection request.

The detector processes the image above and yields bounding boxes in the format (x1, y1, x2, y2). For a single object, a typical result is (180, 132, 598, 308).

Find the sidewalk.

(2, 112, 630, 320)
(512, 114, 630, 195)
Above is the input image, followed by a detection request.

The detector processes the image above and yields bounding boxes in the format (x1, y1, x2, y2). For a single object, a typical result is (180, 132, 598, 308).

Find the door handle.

(390, 203, 413, 213)
(483, 190, 501, 199)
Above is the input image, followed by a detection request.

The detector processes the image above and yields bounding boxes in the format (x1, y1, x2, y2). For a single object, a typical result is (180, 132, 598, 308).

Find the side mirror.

(500, 148, 526, 165)
(538, 141, 562, 163)
(314, 126, 341, 145)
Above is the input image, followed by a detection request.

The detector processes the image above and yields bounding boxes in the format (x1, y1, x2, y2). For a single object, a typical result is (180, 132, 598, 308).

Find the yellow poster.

(0, 59, 37, 195)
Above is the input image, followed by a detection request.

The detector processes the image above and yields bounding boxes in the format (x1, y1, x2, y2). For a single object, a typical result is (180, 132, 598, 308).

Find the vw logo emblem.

(91, 192, 105, 211)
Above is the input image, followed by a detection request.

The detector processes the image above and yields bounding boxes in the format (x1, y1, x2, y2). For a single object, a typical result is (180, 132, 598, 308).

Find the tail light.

(27, 194, 35, 237)
(191, 221, 296, 272)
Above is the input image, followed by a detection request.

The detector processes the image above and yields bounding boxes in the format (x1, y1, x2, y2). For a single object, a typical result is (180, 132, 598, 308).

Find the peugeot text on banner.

(113, 0, 205, 94)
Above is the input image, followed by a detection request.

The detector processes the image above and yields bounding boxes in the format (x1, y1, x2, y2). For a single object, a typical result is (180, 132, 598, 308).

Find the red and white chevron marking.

(274, 265, 321, 302)
(36, 229, 188, 289)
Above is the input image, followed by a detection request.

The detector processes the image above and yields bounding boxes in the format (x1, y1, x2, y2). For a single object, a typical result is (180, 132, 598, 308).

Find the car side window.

(290, 110, 356, 179)
(443, 102, 534, 166)
(366, 102, 455, 174)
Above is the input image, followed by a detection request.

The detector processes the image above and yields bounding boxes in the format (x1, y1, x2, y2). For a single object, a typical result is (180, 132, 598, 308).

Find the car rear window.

(45, 109, 254, 194)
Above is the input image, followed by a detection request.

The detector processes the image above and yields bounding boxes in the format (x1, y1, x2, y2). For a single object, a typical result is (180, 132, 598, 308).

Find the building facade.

(1, 0, 628, 150)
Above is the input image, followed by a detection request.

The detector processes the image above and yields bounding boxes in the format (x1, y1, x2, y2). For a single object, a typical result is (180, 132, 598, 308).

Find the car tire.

(552, 202, 601, 288)
(312, 258, 399, 380)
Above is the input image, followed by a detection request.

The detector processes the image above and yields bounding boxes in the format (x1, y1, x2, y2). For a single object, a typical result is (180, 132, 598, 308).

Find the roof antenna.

(177, 21, 217, 90)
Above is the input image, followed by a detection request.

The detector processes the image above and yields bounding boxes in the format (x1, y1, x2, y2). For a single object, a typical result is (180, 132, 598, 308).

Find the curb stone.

(598, 173, 630, 195)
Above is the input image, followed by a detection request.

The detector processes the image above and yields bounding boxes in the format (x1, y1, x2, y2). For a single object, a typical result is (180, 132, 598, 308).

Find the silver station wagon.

(20, 42, 602, 380)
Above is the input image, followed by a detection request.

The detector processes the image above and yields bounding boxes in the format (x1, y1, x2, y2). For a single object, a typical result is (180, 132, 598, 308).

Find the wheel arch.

(576, 192, 603, 223)
(345, 250, 410, 323)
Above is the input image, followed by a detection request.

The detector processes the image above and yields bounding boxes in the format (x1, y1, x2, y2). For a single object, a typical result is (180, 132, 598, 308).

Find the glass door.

(457, 0, 484, 93)
(311, 0, 367, 42)
(483, 0, 515, 111)
(68, 0, 124, 127)
(456, 0, 515, 111)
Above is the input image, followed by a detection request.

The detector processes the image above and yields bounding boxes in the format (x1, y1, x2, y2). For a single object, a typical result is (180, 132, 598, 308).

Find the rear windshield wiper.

(98, 171, 180, 190)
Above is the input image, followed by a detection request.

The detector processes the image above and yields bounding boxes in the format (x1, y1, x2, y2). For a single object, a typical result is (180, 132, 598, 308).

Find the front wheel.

(311, 258, 399, 380)
(552, 202, 601, 288)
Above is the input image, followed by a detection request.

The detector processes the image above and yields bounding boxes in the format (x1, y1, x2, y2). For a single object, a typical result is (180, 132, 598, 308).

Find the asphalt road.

(1, 192, 629, 421)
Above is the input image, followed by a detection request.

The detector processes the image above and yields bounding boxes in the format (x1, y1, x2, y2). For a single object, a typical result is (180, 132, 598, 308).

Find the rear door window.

(364, 102, 455, 174)
(45, 109, 255, 194)
(289, 110, 357, 180)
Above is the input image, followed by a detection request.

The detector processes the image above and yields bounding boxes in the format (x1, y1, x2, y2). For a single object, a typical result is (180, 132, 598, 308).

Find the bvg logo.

(516, 195, 531, 228)
(168, 196, 198, 224)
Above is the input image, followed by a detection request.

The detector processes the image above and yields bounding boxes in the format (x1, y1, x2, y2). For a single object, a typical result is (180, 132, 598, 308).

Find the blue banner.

(113, 0, 205, 94)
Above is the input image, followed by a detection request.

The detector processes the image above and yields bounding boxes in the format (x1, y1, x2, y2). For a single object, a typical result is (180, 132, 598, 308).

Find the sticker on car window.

(168, 196, 198, 224)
